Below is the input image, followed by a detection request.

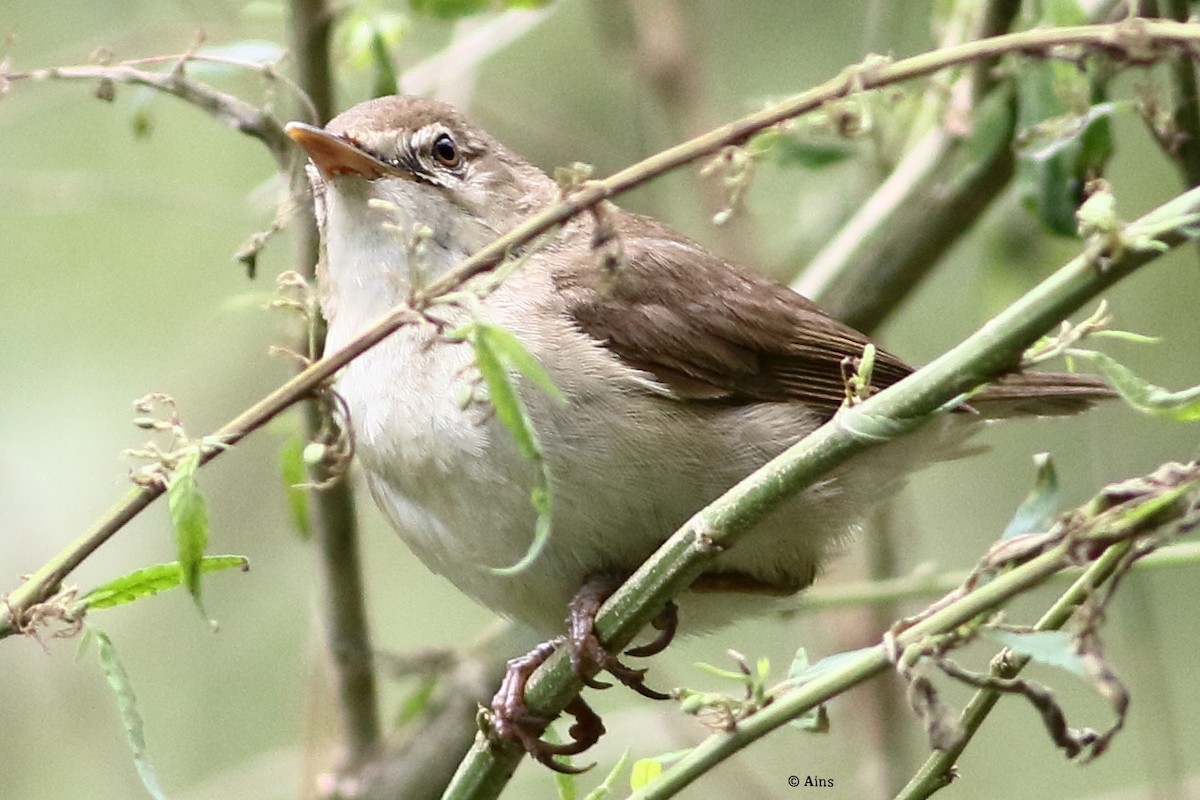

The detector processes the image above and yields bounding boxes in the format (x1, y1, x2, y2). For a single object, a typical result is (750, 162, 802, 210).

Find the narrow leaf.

(985, 629, 1086, 677)
(1002, 453, 1060, 538)
(80, 556, 249, 612)
(1080, 352, 1200, 421)
(465, 321, 561, 575)
(780, 646, 877, 690)
(491, 478, 553, 576)
(629, 750, 691, 791)
(582, 749, 631, 800)
(279, 435, 311, 539)
(93, 630, 168, 800)
(368, 26, 399, 99)
(167, 448, 209, 616)
(477, 322, 567, 404)
(469, 326, 539, 460)
(629, 759, 663, 790)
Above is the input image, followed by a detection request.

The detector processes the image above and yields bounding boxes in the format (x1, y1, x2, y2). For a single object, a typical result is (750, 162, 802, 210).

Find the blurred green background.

(2, 1, 1199, 799)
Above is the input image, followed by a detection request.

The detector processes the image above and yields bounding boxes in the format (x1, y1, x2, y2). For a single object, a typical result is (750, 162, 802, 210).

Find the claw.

(625, 601, 679, 658)
(565, 576, 673, 700)
(490, 644, 605, 774)
(486, 575, 679, 772)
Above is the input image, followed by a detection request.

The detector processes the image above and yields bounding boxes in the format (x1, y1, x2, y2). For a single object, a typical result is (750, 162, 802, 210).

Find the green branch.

(440, 184, 1200, 798)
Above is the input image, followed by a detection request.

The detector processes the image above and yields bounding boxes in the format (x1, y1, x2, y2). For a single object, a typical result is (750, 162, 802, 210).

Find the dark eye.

(432, 133, 461, 168)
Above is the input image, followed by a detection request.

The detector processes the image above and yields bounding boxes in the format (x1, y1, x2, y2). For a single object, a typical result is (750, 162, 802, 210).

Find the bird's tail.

(969, 371, 1116, 419)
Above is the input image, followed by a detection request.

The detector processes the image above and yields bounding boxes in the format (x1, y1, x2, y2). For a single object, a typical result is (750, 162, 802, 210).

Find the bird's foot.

(486, 575, 680, 771)
(566, 577, 676, 700)
(489, 639, 605, 773)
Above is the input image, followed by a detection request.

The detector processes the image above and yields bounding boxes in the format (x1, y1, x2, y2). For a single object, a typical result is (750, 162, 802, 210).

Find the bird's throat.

(318, 178, 484, 351)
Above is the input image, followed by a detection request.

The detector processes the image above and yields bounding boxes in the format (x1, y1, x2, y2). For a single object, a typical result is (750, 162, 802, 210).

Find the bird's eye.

(432, 133, 461, 168)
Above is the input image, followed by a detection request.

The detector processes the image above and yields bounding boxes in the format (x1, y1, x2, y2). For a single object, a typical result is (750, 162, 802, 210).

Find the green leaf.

(694, 661, 751, 683)
(409, 0, 490, 19)
(771, 136, 855, 169)
(782, 646, 877, 689)
(1002, 453, 1060, 538)
(279, 435, 311, 539)
(1077, 352, 1200, 421)
(80, 556, 249, 611)
(93, 629, 168, 800)
(461, 320, 564, 575)
(629, 749, 690, 791)
(396, 675, 439, 725)
(167, 448, 210, 617)
(629, 759, 662, 790)
(369, 26, 399, 98)
(491, 475, 554, 576)
(785, 648, 829, 732)
(984, 629, 1085, 677)
(503, 0, 554, 7)
(477, 322, 568, 404)
(582, 749, 631, 800)
(468, 323, 539, 461)
(555, 759, 577, 800)
(1016, 91, 1115, 236)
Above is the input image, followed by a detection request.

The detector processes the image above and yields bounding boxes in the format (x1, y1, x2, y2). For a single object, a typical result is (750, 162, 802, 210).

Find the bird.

(285, 95, 1111, 769)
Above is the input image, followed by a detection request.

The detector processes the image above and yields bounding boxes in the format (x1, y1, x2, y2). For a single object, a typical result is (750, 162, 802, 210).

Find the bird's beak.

(285, 122, 409, 180)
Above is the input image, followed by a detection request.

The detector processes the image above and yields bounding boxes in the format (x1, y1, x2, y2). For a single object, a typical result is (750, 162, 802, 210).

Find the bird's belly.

(328, 319, 966, 635)
(332, 328, 830, 632)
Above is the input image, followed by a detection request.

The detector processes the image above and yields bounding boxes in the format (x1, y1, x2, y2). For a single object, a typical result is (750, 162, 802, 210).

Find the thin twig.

(1, 62, 293, 172)
(894, 543, 1134, 800)
(121, 51, 320, 124)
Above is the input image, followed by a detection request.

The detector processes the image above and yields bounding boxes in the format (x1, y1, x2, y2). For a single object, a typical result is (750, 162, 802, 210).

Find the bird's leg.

(566, 574, 676, 699)
(487, 574, 679, 770)
(490, 641, 606, 773)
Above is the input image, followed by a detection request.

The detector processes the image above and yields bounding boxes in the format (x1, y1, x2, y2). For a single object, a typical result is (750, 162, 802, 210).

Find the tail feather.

(970, 372, 1116, 418)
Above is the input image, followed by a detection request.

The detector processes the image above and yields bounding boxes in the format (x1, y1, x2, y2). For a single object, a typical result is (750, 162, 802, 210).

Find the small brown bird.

(286, 96, 1110, 768)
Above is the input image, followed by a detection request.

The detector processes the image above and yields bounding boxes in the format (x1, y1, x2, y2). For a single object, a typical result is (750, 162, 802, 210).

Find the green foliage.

(85, 629, 168, 800)
(335, 9, 406, 94)
(751, 128, 856, 170)
(409, 0, 490, 19)
(409, 0, 552, 18)
(278, 434, 312, 539)
(80, 556, 249, 612)
(1073, 351, 1200, 421)
(454, 319, 565, 575)
(629, 749, 690, 791)
(166, 448, 211, 618)
(581, 749, 630, 800)
(786, 649, 829, 732)
(1001, 453, 1060, 538)
(984, 629, 1086, 677)
(1016, 98, 1114, 236)
(395, 675, 439, 725)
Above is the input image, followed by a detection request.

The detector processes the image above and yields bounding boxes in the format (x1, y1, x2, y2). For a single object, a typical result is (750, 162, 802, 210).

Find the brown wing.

(552, 212, 913, 421)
